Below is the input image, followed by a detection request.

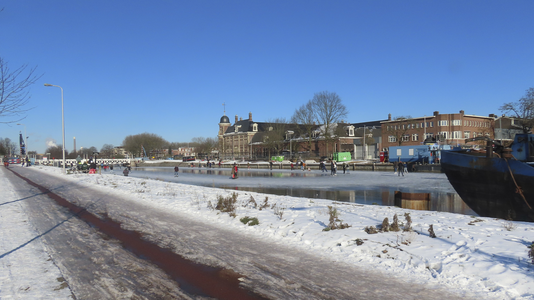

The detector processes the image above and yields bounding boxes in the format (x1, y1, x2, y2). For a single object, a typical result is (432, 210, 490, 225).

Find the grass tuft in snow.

(502, 220, 517, 231)
(240, 216, 259, 226)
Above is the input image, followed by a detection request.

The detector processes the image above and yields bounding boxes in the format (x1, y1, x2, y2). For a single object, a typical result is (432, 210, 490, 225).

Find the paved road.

(6, 167, 474, 300)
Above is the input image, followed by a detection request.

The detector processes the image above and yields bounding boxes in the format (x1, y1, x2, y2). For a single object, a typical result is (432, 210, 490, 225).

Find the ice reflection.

(225, 186, 475, 216)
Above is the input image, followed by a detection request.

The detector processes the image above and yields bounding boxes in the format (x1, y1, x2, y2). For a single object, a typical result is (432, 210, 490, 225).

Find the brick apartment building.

(381, 110, 495, 149)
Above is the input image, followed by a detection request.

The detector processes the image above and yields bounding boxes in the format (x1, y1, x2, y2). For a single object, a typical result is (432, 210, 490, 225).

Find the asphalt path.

(6, 167, 474, 300)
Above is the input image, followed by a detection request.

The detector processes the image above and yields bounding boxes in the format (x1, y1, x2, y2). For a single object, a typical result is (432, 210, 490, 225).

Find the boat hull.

(441, 150, 534, 222)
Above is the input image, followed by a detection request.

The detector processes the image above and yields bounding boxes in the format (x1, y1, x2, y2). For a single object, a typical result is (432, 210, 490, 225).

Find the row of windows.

(438, 120, 491, 127)
(388, 133, 435, 143)
(387, 119, 491, 131)
(388, 131, 488, 142)
(387, 122, 434, 131)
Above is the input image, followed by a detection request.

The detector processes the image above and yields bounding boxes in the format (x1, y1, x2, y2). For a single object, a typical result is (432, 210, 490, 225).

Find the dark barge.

(441, 134, 534, 222)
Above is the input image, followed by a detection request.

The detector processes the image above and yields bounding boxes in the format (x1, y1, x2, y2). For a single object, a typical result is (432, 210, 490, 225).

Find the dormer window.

(347, 126, 355, 137)
(253, 123, 258, 132)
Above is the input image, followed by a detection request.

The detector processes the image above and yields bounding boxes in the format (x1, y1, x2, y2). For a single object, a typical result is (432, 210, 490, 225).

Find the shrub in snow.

(243, 195, 258, 209)
(381, 217, 390, 232)
(273, 205, 285, 220)
(323, 206, 351, 231)
(403, 213, 412, 232)
(390, 214, 401, 232)
(364, 226, 378, 234)
(215, 192, 238, 217)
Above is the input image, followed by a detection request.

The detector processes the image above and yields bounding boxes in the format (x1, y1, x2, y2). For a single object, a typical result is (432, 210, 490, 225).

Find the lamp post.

(44, 83, 66, 174)
(362, 125, 366, 160)
(17, 123, 27, 161)
(286, 130, 294, 159)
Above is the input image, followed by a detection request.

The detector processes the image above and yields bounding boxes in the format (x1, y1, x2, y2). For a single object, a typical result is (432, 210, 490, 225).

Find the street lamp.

(286, 130, 294, 159)
(44, 83, 66, 174)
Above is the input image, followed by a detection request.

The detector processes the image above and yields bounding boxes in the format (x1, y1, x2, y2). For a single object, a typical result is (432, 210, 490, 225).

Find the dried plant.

(390, 214, 400, 232)
(403, 213, 412, 232)
(259, 197, 269, 210)
(381, 217, 390, 232)
(428, 224, 436, 238)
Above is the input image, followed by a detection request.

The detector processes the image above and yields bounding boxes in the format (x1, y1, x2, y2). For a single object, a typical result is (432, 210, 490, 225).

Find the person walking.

(174, 165, 179, 177)
(330, 160, 335, 175)
(123, 168, 129, 176)
(342, 163, 346, 174)
(398, 161, 404, 176)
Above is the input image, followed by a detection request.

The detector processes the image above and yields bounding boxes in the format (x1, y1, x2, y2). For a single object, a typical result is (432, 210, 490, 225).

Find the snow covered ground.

(1, 164, 534, 299)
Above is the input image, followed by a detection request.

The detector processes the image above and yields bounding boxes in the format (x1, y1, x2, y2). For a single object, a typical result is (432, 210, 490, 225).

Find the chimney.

(249, 112, 252, 121)
(240, 117, 242, 121)
(73, 137, 76, 154)
(235, 115, 238, 123)
(433, 111, 439, 116)
(388, 113, 391, 121)
(460, 110, 464, 115)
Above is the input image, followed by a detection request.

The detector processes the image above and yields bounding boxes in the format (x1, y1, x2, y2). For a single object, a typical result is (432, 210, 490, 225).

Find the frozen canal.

(129, 166, 476, 216)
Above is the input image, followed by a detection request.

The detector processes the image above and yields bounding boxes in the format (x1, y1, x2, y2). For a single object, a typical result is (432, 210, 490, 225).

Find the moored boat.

(441, 134, 534, 222)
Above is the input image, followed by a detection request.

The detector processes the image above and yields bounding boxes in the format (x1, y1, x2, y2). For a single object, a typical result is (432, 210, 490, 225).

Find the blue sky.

(1, 0, 533, 154)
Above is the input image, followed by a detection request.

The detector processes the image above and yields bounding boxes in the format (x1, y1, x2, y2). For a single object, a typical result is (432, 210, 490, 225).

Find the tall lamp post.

(44, 83, 66, 174)
(286, 130, 294, 159)
(16, 123, 27, 164)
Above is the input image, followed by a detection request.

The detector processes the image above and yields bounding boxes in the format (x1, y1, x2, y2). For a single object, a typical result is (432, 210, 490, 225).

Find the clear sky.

(1, 0, 533, 154)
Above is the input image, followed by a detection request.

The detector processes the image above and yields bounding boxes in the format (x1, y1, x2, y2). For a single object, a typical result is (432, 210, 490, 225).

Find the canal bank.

(137, 160, 443, 173)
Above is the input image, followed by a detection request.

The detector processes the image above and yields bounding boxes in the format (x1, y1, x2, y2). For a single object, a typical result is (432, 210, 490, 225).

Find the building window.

(348, 126, 354, 137)
(464, 131, 470, 139)
(388, 136, 397, 142)
(425, 132, 434, 140)
(439, 120, 448, 126)
(429, 121, 434, 127)
(412, 134, 418, 141)
(453, 120, 461, 126)
(402, 134, 409, 142)
(439, 131, 449, 139)
(253, 123, 258, 132)
(453, 131, 461, 139)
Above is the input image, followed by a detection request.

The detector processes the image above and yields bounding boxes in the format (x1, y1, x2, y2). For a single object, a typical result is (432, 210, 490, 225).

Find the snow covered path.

(1, 166, 481, 299)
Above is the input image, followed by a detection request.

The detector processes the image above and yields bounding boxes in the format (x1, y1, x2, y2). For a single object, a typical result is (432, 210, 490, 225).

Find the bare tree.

(100, 144, 115, 158)
(263, 118, 289, 158)
(191, 137, 218, 159)
(0, 137, 17, 156)
(0, 57, 42, 124)
(500, 87, 534, 134)
(291, 101, 316, 154)
(122, 133, 168, 158)
(310, 91, 348, 156)
(45, 145, 67, 160)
